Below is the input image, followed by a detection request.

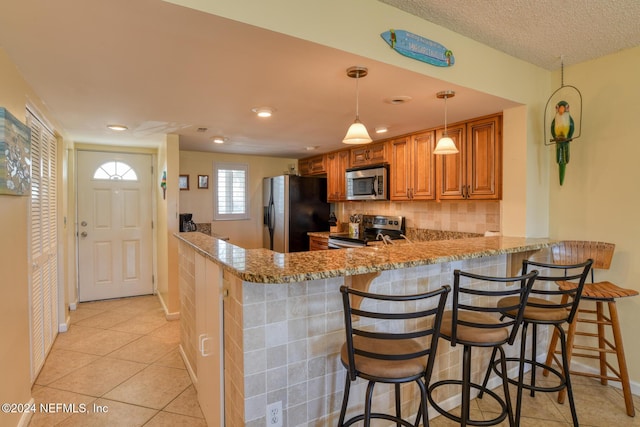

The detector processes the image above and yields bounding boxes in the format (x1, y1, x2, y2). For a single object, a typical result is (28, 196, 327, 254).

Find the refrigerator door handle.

(268, 201, 276, 231)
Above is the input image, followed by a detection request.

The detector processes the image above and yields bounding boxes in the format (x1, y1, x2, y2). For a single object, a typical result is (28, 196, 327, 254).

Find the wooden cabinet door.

(389, 137, 411, 200)
(326, 150, 350, 201)
(466, 115, 502, 199)
(350, 141, 387, 167)
(309, 235, 329, 250)
(299, 155, 326, 176)
(436, 123, 466, 200)
(411, 131, 436, 200)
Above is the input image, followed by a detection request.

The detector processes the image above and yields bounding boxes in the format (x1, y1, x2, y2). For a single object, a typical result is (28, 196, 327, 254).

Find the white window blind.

(27, 107, 58, 382)
(214, 162, 249, 220)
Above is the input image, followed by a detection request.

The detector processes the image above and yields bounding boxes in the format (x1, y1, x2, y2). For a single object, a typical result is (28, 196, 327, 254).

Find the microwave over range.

(345, 164, 388, 201)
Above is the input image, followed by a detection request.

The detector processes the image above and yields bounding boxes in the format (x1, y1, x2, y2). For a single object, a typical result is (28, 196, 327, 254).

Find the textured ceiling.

(380, 0, 640, 70)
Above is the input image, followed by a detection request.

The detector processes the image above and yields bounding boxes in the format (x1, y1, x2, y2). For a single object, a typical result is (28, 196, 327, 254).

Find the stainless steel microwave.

(345, 164, 388, 201)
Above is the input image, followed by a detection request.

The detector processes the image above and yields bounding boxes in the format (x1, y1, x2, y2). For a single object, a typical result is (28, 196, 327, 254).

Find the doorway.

(77, 150, 154, 302)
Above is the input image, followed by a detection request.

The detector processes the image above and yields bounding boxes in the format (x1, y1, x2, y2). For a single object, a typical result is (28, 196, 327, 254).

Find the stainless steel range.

(328, 215, 405, 248)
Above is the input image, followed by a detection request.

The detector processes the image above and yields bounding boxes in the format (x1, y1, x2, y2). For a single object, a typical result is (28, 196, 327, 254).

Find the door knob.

(80, 231, 88, 237)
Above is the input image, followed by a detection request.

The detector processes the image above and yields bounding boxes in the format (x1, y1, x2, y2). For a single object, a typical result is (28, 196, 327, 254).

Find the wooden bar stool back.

(545, 240, 638, 417)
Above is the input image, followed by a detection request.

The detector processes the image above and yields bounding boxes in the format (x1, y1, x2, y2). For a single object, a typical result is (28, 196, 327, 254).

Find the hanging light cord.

(355, 72, 360, 121)
(443, 94, 448, 136)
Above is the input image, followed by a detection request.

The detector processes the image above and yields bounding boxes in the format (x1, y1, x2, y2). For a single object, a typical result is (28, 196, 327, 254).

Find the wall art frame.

(179, 174, 189, 190)
(198, 174, 209, 189)
(0, 107, 32, 196)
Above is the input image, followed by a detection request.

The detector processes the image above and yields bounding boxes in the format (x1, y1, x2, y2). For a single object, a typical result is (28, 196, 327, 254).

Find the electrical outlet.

(266, 401, 282, 427)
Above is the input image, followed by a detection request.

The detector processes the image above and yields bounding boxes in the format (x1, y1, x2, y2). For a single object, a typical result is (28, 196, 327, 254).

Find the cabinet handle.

(199, 334, 213, 357)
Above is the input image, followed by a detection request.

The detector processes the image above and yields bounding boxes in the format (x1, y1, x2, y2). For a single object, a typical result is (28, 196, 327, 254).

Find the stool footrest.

(428, 380, 509, 426)
(495, 357, 567, 393)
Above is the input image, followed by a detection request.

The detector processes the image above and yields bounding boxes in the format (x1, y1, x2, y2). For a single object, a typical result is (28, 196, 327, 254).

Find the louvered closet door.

(28, 109, 58, 382)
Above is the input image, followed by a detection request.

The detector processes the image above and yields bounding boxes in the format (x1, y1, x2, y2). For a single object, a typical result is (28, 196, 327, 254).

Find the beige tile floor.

(428, 367, 640, 426)
(29, 294, 639, 426)
(29, 295, 206, 427)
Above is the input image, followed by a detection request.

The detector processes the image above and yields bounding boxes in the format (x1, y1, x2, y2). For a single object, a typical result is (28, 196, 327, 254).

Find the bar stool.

(427, 269, 538, 427)
(480, 258, 592, 427)
(338, 284, 450, 427)
(544, 240, 638, 417)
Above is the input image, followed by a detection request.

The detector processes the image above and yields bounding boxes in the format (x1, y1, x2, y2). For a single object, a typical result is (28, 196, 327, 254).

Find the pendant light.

(434, 90, 459, 154)
(342, 66, 372, 145)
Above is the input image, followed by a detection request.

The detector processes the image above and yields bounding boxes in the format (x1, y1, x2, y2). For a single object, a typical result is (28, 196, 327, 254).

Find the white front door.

(77, 150, 153, 302)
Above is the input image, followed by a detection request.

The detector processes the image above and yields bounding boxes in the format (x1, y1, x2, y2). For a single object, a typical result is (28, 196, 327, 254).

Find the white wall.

(179, 150, 296, 248)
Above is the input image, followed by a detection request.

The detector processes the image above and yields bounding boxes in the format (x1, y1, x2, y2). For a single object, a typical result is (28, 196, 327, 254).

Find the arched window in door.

(93, 161, 138, 181)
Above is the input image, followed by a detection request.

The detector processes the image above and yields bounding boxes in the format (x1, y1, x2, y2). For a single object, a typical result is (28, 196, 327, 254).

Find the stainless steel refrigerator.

(263, 175, 330, 252)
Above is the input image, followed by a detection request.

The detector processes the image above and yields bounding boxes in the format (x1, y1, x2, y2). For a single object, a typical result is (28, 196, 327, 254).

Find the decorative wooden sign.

(381, 29, 454, 67)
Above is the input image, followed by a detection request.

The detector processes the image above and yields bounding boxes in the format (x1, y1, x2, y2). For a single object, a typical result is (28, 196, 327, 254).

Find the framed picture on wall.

(198, 175, 209, 189)
(179, 174, 189, 190)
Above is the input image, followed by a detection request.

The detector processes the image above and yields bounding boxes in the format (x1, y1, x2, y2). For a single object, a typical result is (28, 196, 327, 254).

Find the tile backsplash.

(337, 200, 500, 234)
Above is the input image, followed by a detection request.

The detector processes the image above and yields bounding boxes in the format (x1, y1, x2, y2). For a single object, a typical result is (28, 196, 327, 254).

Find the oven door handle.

(328, 239, 366, 249)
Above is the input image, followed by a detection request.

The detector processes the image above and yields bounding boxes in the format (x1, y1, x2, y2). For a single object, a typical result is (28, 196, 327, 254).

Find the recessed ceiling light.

(211, 136, 227, 144)
(305, 146, 319, 151)
(107, 124, 128, 131)
(384, 96, 412, 105)
(375, 127, 388, 134)
(251, 107, 275, 118)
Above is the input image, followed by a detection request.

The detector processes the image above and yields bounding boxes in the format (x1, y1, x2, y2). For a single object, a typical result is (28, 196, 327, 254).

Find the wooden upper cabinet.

(389, 133, 435, 201)
(436, 114, 502, 200)
(326, 149, 350, 202)
(466, 115, 502, 199)
(389, 137, 411, 200)
(299, 155, 326, 176)
(350, 141, 387, 167)
(411, 131, 436, 200)
(435, 123, 466, 199)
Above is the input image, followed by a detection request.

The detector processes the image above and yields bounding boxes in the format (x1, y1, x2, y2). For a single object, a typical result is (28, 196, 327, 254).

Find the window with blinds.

(213, 162, 249, 220)
(27, 108, 58, 382)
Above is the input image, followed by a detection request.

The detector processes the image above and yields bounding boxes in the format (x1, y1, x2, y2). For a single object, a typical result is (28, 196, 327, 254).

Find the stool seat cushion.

(340, 336, 427, 379)
(498, 296, 567, 322)
(440, 310, 509, 344)
(556, 280, 639, 300)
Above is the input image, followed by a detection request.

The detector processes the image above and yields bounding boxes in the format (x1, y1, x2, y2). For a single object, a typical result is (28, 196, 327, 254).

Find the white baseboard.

(157, 293, 180, 320)
(17, 398, 35, 427)
(69, 298, 78, 311)
(58, 313, 71, 333)
(179, 344, 198, 389)
(569, 359, 640, 396)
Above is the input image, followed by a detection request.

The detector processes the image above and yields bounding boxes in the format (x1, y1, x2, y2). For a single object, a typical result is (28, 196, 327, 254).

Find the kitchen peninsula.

(176, 231, 555, 426)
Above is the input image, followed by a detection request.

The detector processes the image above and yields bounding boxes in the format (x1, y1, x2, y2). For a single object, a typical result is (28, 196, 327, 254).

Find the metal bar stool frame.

(338, 284, 450, 427)
(480, 257, 593, 427)
(427, 269, 539, 427)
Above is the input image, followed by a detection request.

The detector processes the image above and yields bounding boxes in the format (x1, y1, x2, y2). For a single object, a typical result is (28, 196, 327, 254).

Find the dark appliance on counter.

(328, 214, 405, 248)
(263, 175, 330, 252)
(179, 213, 197, 232)
(345, 163, 389, 201)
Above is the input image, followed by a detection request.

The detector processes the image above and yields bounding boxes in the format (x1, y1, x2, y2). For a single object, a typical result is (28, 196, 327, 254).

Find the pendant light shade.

(434, 90, 459, 155)
(343, 66, 372, 145)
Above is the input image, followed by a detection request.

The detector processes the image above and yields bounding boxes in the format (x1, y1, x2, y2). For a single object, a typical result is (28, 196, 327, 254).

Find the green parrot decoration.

(550, 100, 574, 185)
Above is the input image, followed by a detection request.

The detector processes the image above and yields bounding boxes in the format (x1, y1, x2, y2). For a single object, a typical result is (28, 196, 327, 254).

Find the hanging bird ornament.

(550, 100, 574, 185)
(544, 59, 582, 186)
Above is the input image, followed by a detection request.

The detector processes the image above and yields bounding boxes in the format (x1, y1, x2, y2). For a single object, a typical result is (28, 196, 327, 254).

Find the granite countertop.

(176, 232, 555, 284)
